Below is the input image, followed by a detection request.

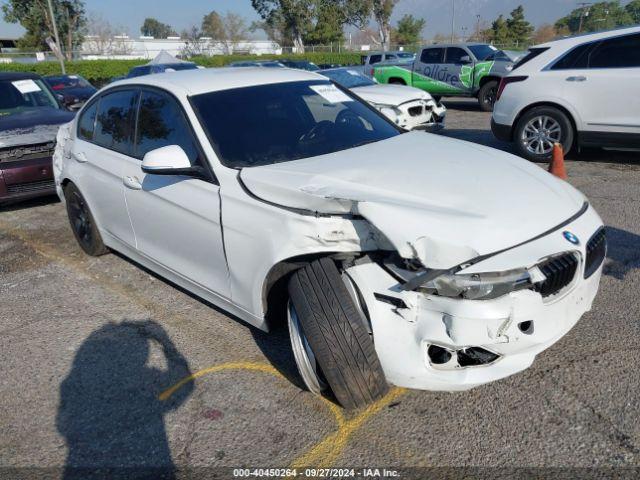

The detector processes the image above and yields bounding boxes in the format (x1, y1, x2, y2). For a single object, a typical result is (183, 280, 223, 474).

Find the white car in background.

(321, 67, 446, 131)
(492, 26, 640, 161)
(54, 67, 605, 409)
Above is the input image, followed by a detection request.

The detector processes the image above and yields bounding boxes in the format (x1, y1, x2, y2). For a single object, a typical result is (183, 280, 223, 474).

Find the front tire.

(64, 182, 108, 256)
(478, 80, 498, 112)
(514, 106, 574, 162)
(288, 258, 388, 409)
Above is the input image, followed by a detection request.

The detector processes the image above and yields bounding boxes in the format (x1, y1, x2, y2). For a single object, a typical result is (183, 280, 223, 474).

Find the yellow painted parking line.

(158, 360, 405, 468)
(2, 219, 407, 466)
(289, 387, 406, 468)
(158, 361, 284, 401)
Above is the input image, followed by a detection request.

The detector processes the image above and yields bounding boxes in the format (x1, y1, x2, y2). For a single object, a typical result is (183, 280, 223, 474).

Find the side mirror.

(459, 55, 472, 64)
(141, 145, 202, 177)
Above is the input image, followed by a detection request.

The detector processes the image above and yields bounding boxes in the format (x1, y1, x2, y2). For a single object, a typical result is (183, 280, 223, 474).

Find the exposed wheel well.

(262, 252, 364, 331)
(388, 77, 406, 85)
(478, 76, 500, 88)
(513, 102, 578, 142)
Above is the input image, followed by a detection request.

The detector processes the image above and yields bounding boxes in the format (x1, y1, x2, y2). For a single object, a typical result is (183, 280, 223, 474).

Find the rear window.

(191, 81, 399, 168)
(321, 69, 376, 89)
(512, 47, 549, 70)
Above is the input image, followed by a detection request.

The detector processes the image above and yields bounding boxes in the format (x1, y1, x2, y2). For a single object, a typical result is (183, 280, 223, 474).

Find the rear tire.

(64, 182, 108, 257)
(514, 106, 574, 162)
(288, 258, 388, 409)
(478, 80, 498, 112)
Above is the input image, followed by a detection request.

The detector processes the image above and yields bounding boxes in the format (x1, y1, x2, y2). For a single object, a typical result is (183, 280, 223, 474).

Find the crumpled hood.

(352, 84, 432, 105)
(240, 132, 586, 269)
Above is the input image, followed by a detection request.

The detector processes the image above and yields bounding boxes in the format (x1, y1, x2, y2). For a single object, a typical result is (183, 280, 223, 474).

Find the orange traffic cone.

(548, 143, 567, 180)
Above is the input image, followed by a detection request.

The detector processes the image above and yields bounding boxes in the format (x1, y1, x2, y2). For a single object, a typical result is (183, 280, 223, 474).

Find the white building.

(81, 36, 282, 59)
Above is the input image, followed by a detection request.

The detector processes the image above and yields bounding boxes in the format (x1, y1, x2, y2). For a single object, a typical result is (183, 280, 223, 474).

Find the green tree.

(140, 17, 176, 38)
(251, 0, 315, 52)
(201, 11, 248, 53)
(305, 0, 344, 45)
(555, 1, 633, 34)
(372, 0, 398, 50)
(201, 11, 225, 39)
(625, 0, 640, 23)
(392, 14, 425, 45)
(2, 0, 86, 59)
(484, 15, 510, 46)
(506, 5, 534, 46)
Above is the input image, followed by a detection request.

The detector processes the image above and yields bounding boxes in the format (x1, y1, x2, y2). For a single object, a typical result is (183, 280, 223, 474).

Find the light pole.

(46, 0, 66, 73)
(577, 2, 592, 34)
(450, 0, 456, 43)
(476, 14, 481, 41)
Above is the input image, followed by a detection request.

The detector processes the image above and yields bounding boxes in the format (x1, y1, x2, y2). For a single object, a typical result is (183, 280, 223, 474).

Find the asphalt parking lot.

(1, 98, 639, 478)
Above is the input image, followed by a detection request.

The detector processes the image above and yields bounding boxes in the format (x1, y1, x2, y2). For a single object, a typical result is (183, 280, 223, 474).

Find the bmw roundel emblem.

(563, 231, 580, 245)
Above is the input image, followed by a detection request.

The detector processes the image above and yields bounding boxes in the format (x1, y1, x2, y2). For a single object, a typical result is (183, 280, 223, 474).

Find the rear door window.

(420, 48, 444, 64)
(135, 90, 200, 165)
(550, 43, 594, 70)
(94, 89, 139, 155)
(368, 54, 382, 65)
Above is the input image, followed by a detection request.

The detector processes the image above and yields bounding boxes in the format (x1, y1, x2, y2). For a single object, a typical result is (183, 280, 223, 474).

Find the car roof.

(368, 51, 412, 54)
(534, 25, 640, 49)
(109, 67, 326, 96)
(0, 71, 42, 81)
(422, 42, 489, 48)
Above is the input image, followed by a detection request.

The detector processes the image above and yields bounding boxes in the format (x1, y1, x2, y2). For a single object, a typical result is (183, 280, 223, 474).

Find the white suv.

(492, 26, 640, 161)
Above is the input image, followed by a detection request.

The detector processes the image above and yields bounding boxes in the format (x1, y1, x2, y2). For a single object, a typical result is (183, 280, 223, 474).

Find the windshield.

(468, 44, 498, 61)
(0, 78, 60, 115)
(191, 81, 399, 168)
(45, 75, 91, 90)
(397, 52, 415, 59)
(320, 69, 376, 89)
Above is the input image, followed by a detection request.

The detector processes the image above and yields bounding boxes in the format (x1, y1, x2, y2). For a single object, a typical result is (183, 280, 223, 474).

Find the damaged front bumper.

(377, 99, 446, 132)
(344, 205, 604, 391)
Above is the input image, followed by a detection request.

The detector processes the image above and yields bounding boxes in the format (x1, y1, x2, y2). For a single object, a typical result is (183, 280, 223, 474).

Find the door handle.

(566, 76, 587, 82)
(122, 175, 142, 190)
(73, 151, 88, 163)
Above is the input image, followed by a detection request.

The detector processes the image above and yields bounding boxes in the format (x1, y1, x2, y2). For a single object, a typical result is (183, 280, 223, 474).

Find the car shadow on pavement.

(56, 320, 193, 480)
(603, 226, 640, 280)
(0, 194, 59, 212)
(108, 251, 309, 396)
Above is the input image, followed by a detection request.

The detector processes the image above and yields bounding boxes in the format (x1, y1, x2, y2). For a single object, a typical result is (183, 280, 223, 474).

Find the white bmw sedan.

(53, 68, 606, 409)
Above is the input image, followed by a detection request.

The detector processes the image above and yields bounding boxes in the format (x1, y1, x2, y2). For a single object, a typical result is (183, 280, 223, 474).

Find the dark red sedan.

(0, 72, 75, 204)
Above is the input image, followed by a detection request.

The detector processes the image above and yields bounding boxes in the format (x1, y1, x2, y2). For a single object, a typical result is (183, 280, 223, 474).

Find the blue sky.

(0, 0, 635, 40)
